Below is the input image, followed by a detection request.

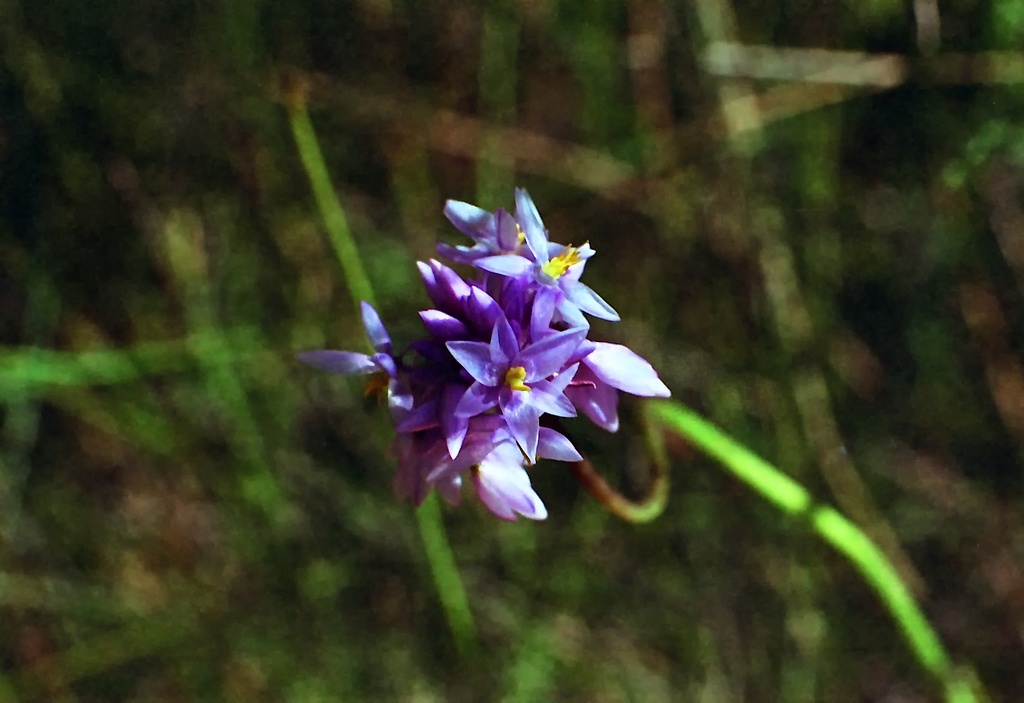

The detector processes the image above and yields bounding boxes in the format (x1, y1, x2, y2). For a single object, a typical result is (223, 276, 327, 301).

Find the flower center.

(504, 365, 530, 392)
(541, 244, 583, 280)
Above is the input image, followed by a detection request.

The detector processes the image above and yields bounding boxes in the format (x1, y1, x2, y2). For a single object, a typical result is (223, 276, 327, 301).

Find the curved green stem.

(644, 399, 980, 703)
(286, 89, 476, 653)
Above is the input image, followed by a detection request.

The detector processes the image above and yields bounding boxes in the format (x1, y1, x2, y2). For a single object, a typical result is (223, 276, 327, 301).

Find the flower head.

(298, 188, 670, 522)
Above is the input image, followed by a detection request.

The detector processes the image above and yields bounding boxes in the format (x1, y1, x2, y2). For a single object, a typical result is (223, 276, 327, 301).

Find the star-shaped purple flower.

(445, 312, 585, 462)
(474, 189, 619, 327)
(438, 204, 524, 265)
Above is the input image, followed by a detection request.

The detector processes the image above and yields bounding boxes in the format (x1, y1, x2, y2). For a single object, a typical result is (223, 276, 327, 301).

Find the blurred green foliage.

(2, 0, 1024, 700)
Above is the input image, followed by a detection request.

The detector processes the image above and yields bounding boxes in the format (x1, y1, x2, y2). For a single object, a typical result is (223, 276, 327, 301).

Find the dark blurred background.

(3, 0, 1024, 700)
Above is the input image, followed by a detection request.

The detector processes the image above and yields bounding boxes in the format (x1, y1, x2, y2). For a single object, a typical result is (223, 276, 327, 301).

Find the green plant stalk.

(415, 494, 476, 656)
(288, 102, 376, 310)
(644, 400, 978, 703)
(287, 100, 476, 651)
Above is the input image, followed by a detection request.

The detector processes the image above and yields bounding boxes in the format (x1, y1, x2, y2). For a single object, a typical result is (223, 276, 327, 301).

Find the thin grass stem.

(285, 90, 476, 652)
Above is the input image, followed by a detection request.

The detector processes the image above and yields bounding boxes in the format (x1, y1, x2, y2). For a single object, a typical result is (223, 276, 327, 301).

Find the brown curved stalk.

(556, 409, 670, 523)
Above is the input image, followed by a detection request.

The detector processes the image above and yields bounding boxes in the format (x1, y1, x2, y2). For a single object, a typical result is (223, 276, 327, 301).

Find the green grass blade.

(287, 98, 376, 310)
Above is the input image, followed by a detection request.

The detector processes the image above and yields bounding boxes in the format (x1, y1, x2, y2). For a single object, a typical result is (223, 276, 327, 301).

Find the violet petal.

(519, 327, 588, 381)
(455, 381, 499, 417)
(500, 391, 541, 462)
(297, 350, 377, 376)
(446, 340, 499, 386)
(360, 301, 392, 353)
(586, 342, 670, 397)
(561, 279, 620, 322)
(444, 200, 494, 240)
(537, 427, 583, 462)
(419, 309, 469, 341)
(475, 254, 533, 277)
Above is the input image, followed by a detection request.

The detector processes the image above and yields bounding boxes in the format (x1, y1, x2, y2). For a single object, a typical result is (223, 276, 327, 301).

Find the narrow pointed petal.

(455, 382, 500, 417)
(297, 350, 377, 376)
(446, 340, 499, 386)
(529, 379, 578, 417)
(548, 362, 579, 393)
(566, 380, 620, 432)
(586, 343, 670, 397)
(370, 352, 397, 378)
(430, 259, 472, 310)
(437, 241, 484, 264)
(561, 279, 620, 321)
(473, 445, 548, 521)
(555, 297, 590, 329)
(475, 254, 533, 277)
(500, 391, 540, 463)
(568, 338, 597, 365)
(519, 327, 588, 381)
(417, 260, 442, 306)
(444, 200, 494, 240)
(491, 313, 520, 365)
(537, 427, 583, 462)
(419, 310, 469, 340)
(441, 385, 469, 458)
(472, 470, 516, 520)
(495, 208, 520, 251)
(574, 241, 597, 260)
(465, 287, 502, 338)
(359, 302, 392, 353)
(530, 286, 558, 341)
(514, 188, 549, 263)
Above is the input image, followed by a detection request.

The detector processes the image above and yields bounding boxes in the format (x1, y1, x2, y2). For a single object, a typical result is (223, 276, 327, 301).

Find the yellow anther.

(516, 224, 526, 246)
(504, 365, 530, 392)
(541, 244, 585, 280)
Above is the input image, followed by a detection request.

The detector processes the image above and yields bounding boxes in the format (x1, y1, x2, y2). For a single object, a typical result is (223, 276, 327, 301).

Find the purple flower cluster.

(299, 189, 669, 521)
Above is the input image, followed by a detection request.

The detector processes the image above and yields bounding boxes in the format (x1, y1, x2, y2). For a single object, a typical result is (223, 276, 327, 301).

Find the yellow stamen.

(504, 365, 530, 392)
(516, 224, 526, 246)
(541, 243, 585, 280)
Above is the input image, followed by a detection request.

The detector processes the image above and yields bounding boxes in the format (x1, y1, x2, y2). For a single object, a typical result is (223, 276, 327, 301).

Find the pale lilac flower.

(474, 189, 619, 326)
(437, 188, 553, 265)
(438, 205, 523, 265)
(422, 415, 582, 521)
